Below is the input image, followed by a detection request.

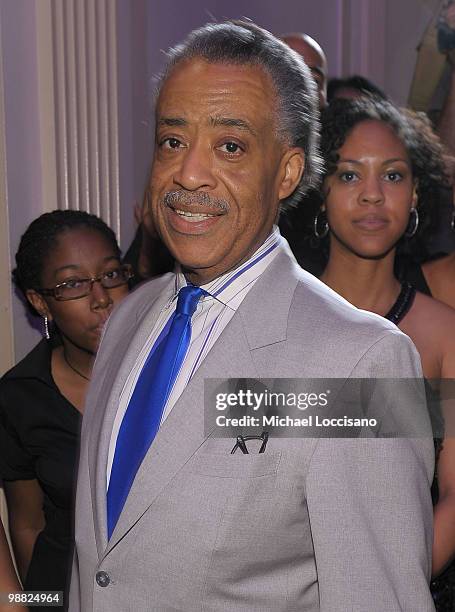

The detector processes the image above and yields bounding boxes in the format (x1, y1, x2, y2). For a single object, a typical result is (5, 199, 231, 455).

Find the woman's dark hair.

(14, 209, 121, 293)
(327, 75, 387, 103)
(319, 97, 452, 259)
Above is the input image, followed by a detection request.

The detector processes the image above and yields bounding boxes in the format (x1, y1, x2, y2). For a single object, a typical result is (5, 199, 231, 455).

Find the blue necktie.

(107, 285, 206, 538)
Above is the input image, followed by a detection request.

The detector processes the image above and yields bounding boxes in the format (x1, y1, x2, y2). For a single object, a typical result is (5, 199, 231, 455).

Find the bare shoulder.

(422, 253, 454, 277)
(408, 291, 455, 330)
(399, 291, 455, 378)
(422, 254, 455, 310)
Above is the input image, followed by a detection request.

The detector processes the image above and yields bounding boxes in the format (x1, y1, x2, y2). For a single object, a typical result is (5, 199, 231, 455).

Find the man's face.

(150, 58, 304, 284)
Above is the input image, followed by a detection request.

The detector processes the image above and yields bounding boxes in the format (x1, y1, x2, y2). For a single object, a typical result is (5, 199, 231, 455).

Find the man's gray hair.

(158, 20, 323, 209)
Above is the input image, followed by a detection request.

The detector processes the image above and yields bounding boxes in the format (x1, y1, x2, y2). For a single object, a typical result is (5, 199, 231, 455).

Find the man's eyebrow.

(209, 116, 257, 135)
(157, 117, 187, 127)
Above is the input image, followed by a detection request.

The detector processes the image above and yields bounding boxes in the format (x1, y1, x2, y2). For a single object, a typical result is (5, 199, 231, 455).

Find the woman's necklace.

(63, 351, 91, 381)
(384, 282, 416, 325)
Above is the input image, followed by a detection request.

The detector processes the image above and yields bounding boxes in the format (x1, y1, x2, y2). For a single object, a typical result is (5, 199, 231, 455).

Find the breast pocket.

(189, 450, 282, 478)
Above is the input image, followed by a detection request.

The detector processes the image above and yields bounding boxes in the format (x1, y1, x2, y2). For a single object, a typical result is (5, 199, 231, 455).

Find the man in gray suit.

(70, 21, 435, 611)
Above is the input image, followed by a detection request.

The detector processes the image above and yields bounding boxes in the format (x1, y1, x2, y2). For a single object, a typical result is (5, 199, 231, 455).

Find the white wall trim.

(36, 0, 121, 237)
(36, 0, 58, 212)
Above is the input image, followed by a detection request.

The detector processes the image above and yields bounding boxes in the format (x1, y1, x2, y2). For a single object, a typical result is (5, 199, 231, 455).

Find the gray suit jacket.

(70, 249, 435, 611)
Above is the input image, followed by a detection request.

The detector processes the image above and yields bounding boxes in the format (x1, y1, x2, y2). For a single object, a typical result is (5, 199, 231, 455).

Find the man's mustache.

(163, 191, 229, 212)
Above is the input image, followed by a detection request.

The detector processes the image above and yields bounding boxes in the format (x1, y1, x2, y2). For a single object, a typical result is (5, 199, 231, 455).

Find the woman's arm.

(432, 432, 455, 576)
(432, 336, 455, 576)
(3, 480, 44, 583)
(0, 519, 26, 612)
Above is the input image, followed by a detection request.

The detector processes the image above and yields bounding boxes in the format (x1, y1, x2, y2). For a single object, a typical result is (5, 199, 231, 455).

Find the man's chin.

(165, 239, 221, 269)
(178, 259, 218, 280)
(175, 253, 229, 284)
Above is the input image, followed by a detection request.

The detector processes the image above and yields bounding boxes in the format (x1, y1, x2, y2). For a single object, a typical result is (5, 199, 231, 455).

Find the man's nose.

(172, 143, 216, 191)
(360, 175, 384, 205)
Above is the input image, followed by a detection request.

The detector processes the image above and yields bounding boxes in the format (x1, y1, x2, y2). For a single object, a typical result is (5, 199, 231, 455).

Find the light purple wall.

(384, 0, 436, 105)
(117, 0, 156, 255)
(144, 0, 343, 76)
(1, 0, 44, 359)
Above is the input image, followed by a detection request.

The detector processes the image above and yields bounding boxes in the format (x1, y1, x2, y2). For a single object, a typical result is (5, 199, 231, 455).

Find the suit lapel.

(238, 248, 301, 349)
(88, 277, 175, 556)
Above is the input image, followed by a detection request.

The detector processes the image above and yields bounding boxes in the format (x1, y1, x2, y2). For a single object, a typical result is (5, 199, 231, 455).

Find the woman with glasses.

(0, 210, 131, 608)
(315, 97, 455, 610)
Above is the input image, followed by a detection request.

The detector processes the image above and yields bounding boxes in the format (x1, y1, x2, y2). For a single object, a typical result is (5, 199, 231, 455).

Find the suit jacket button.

(96, 571, 111, 587)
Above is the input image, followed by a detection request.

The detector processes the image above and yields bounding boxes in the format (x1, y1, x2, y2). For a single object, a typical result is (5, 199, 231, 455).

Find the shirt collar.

(3, 338, 55, 386)
(173, 226, 283, 308)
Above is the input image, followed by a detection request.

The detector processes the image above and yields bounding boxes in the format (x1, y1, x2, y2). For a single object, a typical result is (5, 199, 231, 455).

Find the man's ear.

(26, 289, 52, 321)
(278, 148, 305, 201)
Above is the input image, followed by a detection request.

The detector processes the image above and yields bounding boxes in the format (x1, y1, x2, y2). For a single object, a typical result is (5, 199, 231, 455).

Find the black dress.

(384, 284, 455, 611)
(0, 339, 81, 609)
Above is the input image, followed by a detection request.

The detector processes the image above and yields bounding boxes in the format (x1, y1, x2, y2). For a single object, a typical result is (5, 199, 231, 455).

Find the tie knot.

(176, 285, 207, 316)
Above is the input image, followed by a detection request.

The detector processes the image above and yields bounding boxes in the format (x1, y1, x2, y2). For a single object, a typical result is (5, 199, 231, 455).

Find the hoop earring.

(405, 207, 419, 238)
(43, 316, 50, 340)
(314, 211, 329, 238)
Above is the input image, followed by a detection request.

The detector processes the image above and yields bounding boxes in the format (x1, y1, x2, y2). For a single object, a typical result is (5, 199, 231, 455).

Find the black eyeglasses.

(38, 264, 133, 301)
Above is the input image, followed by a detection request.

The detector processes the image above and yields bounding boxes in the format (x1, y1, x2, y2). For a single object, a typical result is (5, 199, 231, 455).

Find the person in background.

(0, 210, 131, 609)
(407, 0, 455, 264)
(408, 0, 455, 158)
(0, 519, 25, 612)
(418, 2, 455, 293)
(278, 32, 328, 274)
(408, 0, 448, 114)
(315, 97, 455, 610)
(279, 40, 387, 274)
(280, 32, 328, 108)
(122, 190, 174, 287)
(327, 75, 388, 103)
